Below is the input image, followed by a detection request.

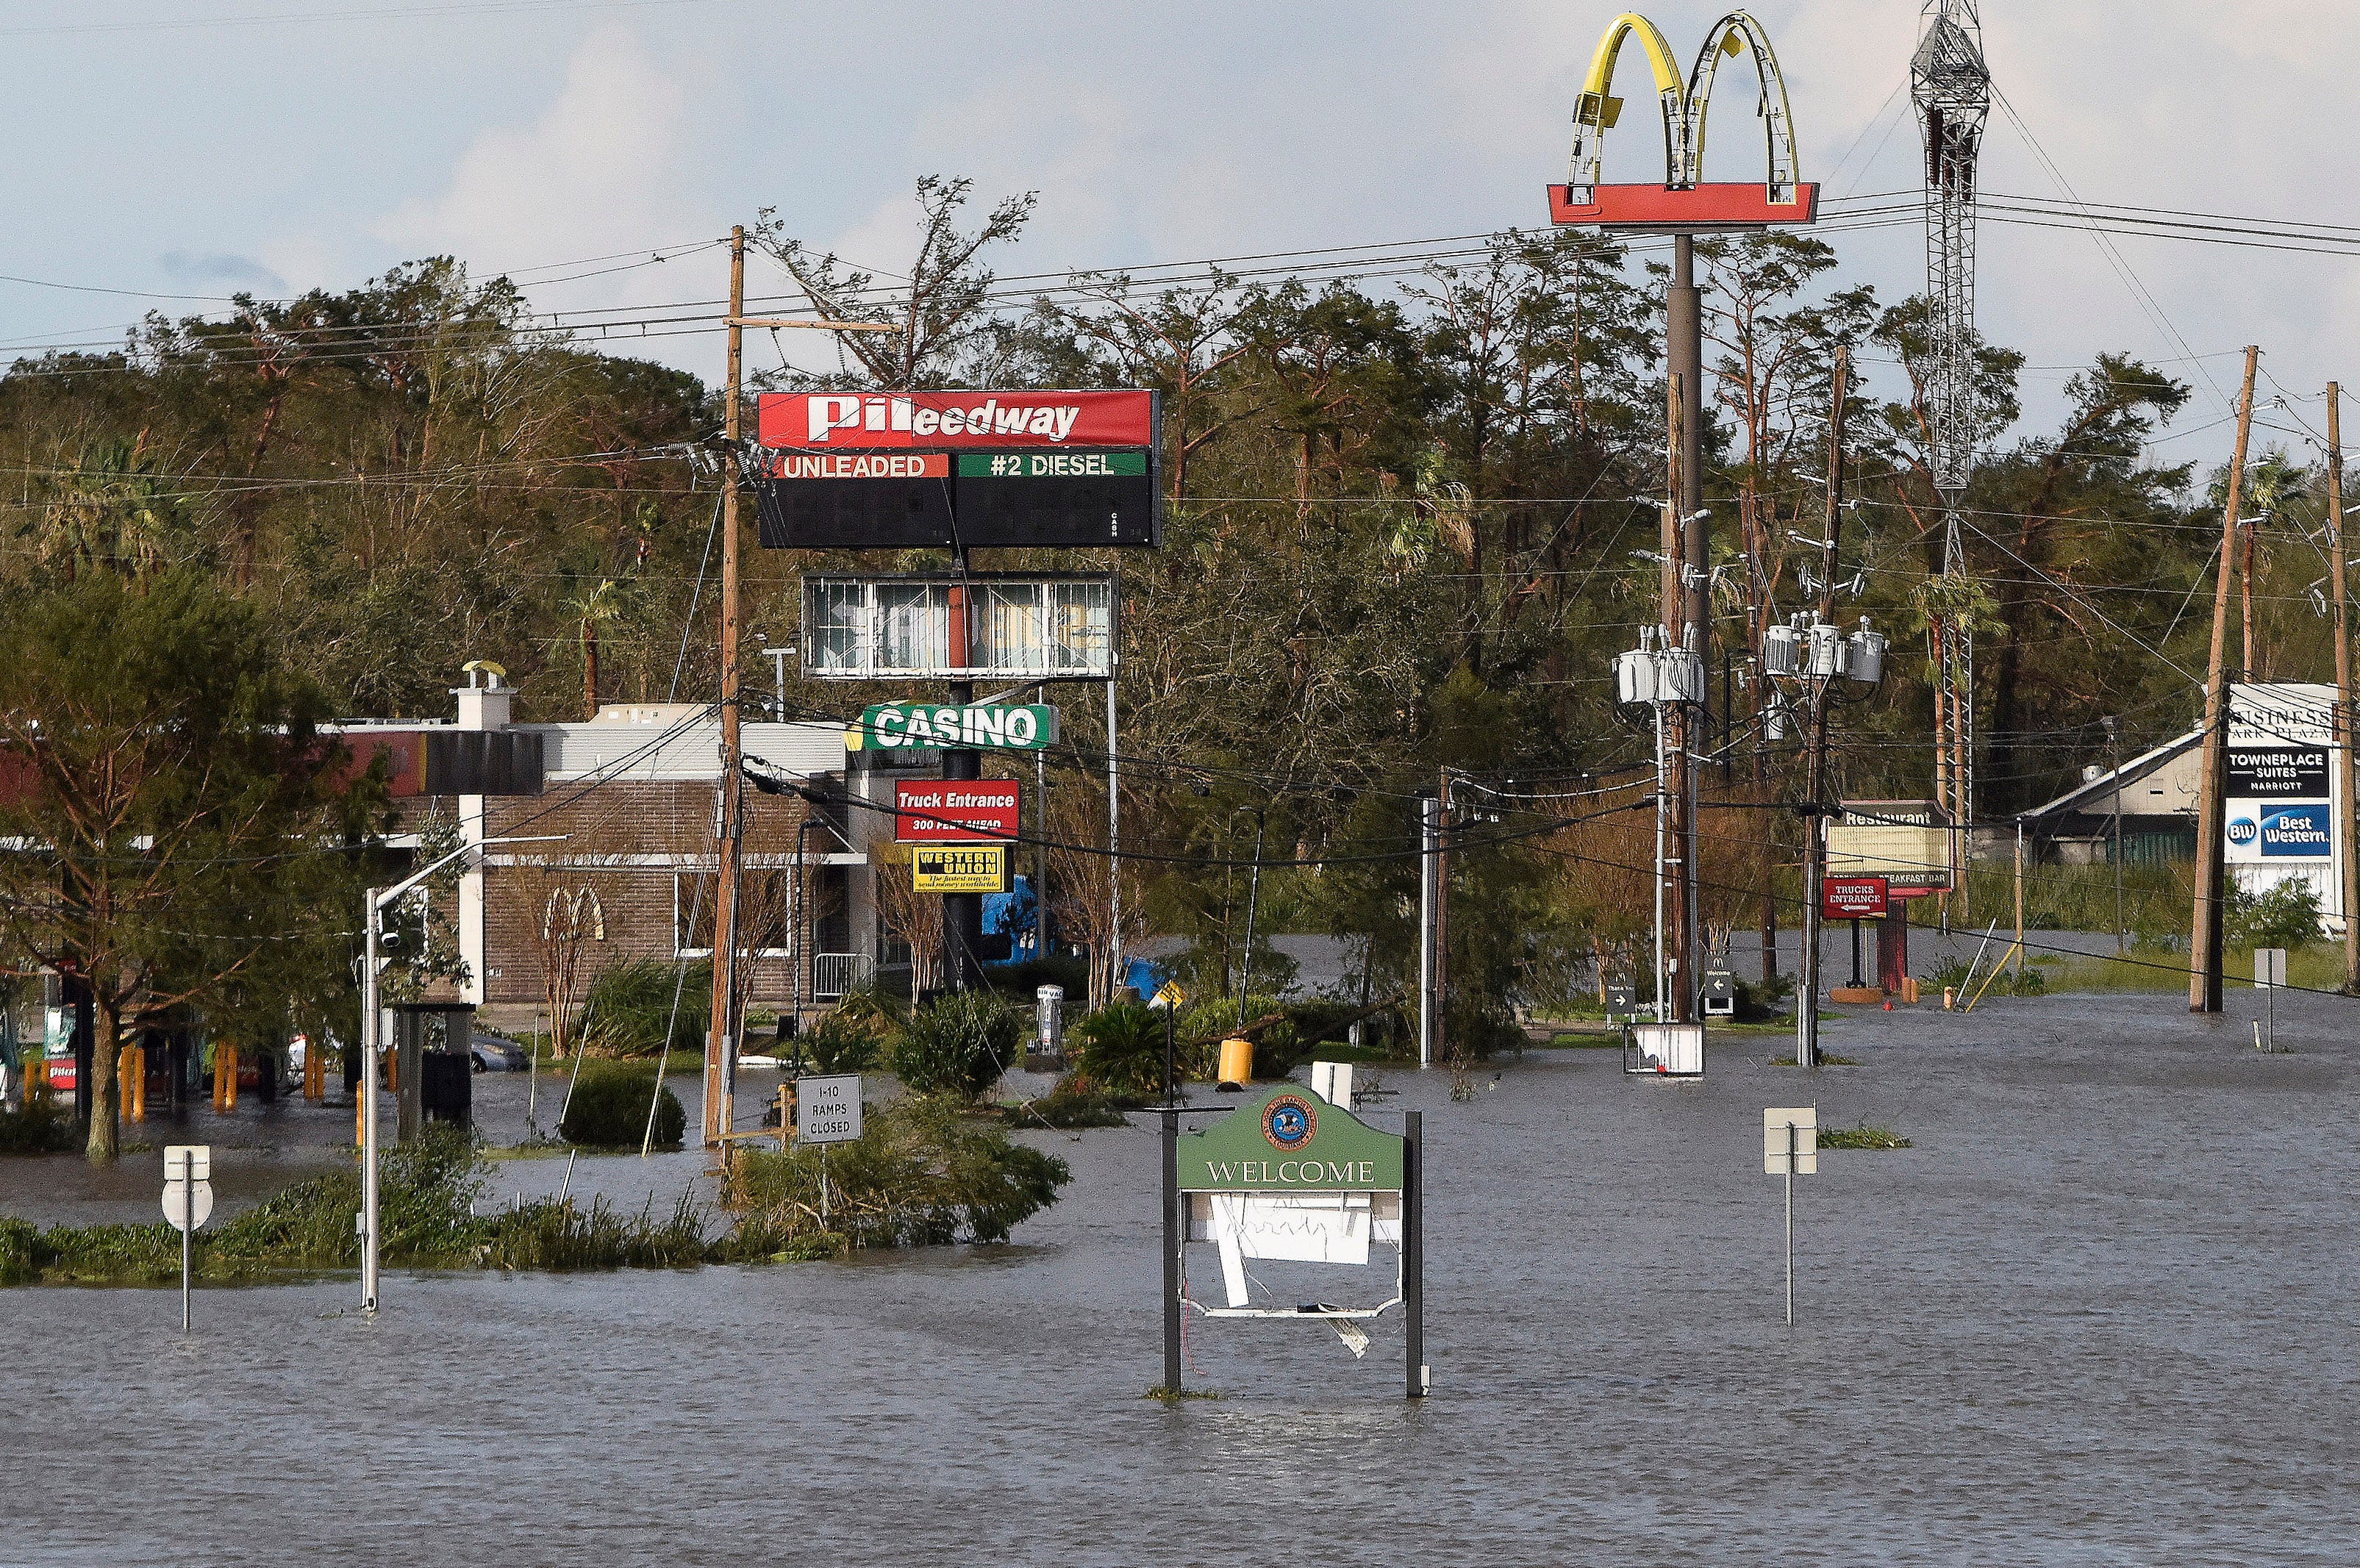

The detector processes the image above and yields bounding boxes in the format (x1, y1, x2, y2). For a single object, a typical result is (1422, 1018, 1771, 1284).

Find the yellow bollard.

(129, 1045, 147, 1123)
(1216, 1037, 1254, 1087)
(222, 1043, 238, 1112)
(305, 1045, 323, 1103)
(27, 1056, 47, 1100)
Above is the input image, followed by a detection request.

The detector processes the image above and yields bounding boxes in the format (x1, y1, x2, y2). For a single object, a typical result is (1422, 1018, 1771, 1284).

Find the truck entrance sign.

(893, 779, 1020, 842)
(1821, 876, 1889, 920)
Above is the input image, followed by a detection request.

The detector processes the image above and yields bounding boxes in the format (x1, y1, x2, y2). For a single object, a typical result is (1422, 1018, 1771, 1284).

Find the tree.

(0, 571, 379, 1160)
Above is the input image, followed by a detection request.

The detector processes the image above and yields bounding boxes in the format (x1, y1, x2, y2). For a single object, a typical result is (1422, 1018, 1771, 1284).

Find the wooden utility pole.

(2329, 383, 2355, 992)
(704, 225, 748, 1146)
(2190, 346, 2260, 1014)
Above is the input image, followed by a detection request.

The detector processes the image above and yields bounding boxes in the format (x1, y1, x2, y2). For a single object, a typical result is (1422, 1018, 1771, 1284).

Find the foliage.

(578, 958, 712, 1056)
(0, 1096, 79, 1154)
(798, 1010, 883, 1075)
(891, 990, 1022, 1100)
(719, 1098, 1070, 1251)
(1819, 1124, 1913, 1150)
(559, 1073, 685, 1148)
(1065, 998, 1168, 1099)
(2226, 879, 2324, 951)
(0, 569, 383, 1160)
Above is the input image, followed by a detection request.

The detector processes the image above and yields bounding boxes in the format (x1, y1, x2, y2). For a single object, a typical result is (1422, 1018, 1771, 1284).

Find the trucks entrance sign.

(1821, 876, 1889, 920)
(894, 779, 1020, 842)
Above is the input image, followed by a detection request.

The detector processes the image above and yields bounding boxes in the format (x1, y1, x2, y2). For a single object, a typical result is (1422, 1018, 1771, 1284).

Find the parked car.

(469, 1034, 532, 1073)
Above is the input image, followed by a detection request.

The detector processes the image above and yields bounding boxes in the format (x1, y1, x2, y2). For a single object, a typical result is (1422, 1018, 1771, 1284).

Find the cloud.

(373, 26, 710, 285)
(157, 250, 285, 292)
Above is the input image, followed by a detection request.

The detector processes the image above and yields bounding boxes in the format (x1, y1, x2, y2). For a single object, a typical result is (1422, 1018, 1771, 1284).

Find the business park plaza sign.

(2225, 684, 2345, 923)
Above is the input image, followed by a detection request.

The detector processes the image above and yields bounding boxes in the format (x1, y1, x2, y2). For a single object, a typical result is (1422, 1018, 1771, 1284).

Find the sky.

(3, 0, 2356, 469)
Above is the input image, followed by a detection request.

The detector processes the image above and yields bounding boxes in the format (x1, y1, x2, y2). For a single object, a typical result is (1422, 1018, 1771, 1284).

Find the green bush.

(578, 958, 712, 1056)
(559, 1073, 685, 1148)
(720, 1098, 1070, 1250)
(0, 1095, 78, 1154)
(800, 1009, 884, 1074)
(2228, 880, 2324, 951)
(1066, 999, 1167, 1098)
(891, 990, 1021, 1100)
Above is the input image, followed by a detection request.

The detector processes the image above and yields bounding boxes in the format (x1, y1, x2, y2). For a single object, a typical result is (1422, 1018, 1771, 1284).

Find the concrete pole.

(1672, 235, 1706, 1016)
(1417, 794, 1439, 1066)
(360, 886, 381, 1313)
(2191, 347, 2259, 1013)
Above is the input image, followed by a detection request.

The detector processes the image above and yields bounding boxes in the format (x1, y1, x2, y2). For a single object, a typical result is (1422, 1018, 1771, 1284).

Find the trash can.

(1216, 1037, 1254, 1089)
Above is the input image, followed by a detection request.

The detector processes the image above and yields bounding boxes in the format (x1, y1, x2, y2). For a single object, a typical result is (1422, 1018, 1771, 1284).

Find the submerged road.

(4, 986, 2356, 1565)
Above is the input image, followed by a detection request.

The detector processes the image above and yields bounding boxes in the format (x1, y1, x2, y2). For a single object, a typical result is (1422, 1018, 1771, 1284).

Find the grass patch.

(1819, 1123, 1912, 1149)
(1144, 1385, 1226, 1404)
(1769, 1053, 1859, 1067)
(995, 1090, 1134, 1130)
(2045, 941, 2345, 995)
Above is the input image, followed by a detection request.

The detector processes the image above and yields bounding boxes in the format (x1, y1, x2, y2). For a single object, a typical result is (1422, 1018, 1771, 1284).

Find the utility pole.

(1672, 237, 1707, 1020)
(704, 225, 748, 1147)
(2329, 383, 2355, 992)
(2103, 714, 2124, 955)
(1663, 369, 1695, 1023)
(2191, 346, 2260, 1014)
(1798, 348, 1848, 1071)
(1417, 793, 1440, 1067)
(941, 570, 981, 992)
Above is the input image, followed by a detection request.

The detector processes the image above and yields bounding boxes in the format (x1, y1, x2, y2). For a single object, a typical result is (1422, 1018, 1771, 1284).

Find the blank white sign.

(1764, 1108, 1817, 1175)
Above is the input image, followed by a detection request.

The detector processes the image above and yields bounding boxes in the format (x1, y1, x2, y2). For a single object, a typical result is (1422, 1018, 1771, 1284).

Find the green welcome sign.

(1176, 1085, 1404, 1192)
(845, 702, 1060, 753)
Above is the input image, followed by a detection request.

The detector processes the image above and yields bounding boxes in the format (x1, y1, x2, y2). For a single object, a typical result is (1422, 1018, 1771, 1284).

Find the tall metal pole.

(1106, 674, 1120, 997)
(360, 886, 381, 1312)
(1433, 773, 1451, 1042)
(2105, 715, 2125, 954)
(705, 224, 748, 1145)
(179, 1147, 193, 1333)
(1653, 691, 1670, 1024)
(1784, 1120, 1797, 1327)
(1671, 237, 1706, 1020)
(1236, 808, 1267, 1029)
(2192, 348, 2259, 1013)
(1404, 1109, 1425, 1399)
(1417, 794, 1439, 1066)
(943, 563, 981, 992)
(2328, 384, 2355, 993)
(1160, 1108, 1181, 1394)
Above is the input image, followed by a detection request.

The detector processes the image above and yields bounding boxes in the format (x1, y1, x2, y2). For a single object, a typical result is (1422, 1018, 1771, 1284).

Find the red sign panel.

(770, 451, 948, 480)
(1547, 182, 1820, 230)
(895, 778, 1021, 843)
(1822, 876, 1890, 920)
(758, 390, 1154, 451)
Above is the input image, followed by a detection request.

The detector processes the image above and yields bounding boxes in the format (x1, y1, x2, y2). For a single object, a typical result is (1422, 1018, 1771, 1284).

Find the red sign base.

(1548, 182, 1819, 231)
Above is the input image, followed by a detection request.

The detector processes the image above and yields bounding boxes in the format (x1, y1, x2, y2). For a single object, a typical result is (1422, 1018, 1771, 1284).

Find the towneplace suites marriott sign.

(894, 779, 1021, 843)
(752, 390, 1160, 551)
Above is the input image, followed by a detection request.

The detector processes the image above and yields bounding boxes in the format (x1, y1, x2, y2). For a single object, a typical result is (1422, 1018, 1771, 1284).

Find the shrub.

(559, 1073, 686, 1148)
(719, 1098, 1070, 1250)
(0, 1095, 78, 1154)
(2228, 880, 2323, 951)
(578, 958, 712, 1056)
(800, 1011, 882, 1075)
(1066, 999, 1167, 1098)
(891, 991, 1021, 1100)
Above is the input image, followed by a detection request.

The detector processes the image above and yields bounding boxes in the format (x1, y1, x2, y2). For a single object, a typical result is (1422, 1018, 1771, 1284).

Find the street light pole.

(360, 832, 563, 1314)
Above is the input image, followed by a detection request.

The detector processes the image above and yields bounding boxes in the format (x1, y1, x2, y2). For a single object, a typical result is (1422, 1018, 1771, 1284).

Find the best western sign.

(894, 779, 1020, 843)
(758, 390, 1155, 450)
(848, 704, 1058, 753)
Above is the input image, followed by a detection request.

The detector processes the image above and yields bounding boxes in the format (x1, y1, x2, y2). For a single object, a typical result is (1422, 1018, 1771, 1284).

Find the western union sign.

(912, 845, 1011, 893)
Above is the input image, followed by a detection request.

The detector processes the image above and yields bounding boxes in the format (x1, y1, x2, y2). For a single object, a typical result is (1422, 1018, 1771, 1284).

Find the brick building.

(339, 676, 904, 1034)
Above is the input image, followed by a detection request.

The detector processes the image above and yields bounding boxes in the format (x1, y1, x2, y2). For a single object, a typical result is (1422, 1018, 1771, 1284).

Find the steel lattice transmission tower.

(1914, 0, 1989, 880)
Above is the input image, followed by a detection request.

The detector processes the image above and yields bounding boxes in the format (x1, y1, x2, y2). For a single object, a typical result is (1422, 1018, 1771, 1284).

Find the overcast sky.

(4, 0, 2354, 468)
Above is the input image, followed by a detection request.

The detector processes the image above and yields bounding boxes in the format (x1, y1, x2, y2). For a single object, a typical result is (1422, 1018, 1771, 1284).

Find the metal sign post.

(162, 1144, 212, 1332)
(1764, 1108, 1817, 1325)
(2256, 948, 2287, 1051)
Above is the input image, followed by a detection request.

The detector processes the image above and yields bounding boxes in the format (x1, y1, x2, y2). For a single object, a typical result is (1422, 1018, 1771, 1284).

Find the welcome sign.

(1175, 1086, 1404, 1193)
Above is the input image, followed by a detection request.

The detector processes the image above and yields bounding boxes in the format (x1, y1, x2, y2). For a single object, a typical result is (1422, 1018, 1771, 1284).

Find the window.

(674, 870, 796, 957)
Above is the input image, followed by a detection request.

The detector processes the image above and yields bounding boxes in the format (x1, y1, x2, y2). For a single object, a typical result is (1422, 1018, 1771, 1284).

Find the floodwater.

(5, 984, 2358, 1566)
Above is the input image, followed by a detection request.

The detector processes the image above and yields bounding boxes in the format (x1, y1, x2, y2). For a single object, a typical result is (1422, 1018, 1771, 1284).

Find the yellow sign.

(912, 845, 1011, 893)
